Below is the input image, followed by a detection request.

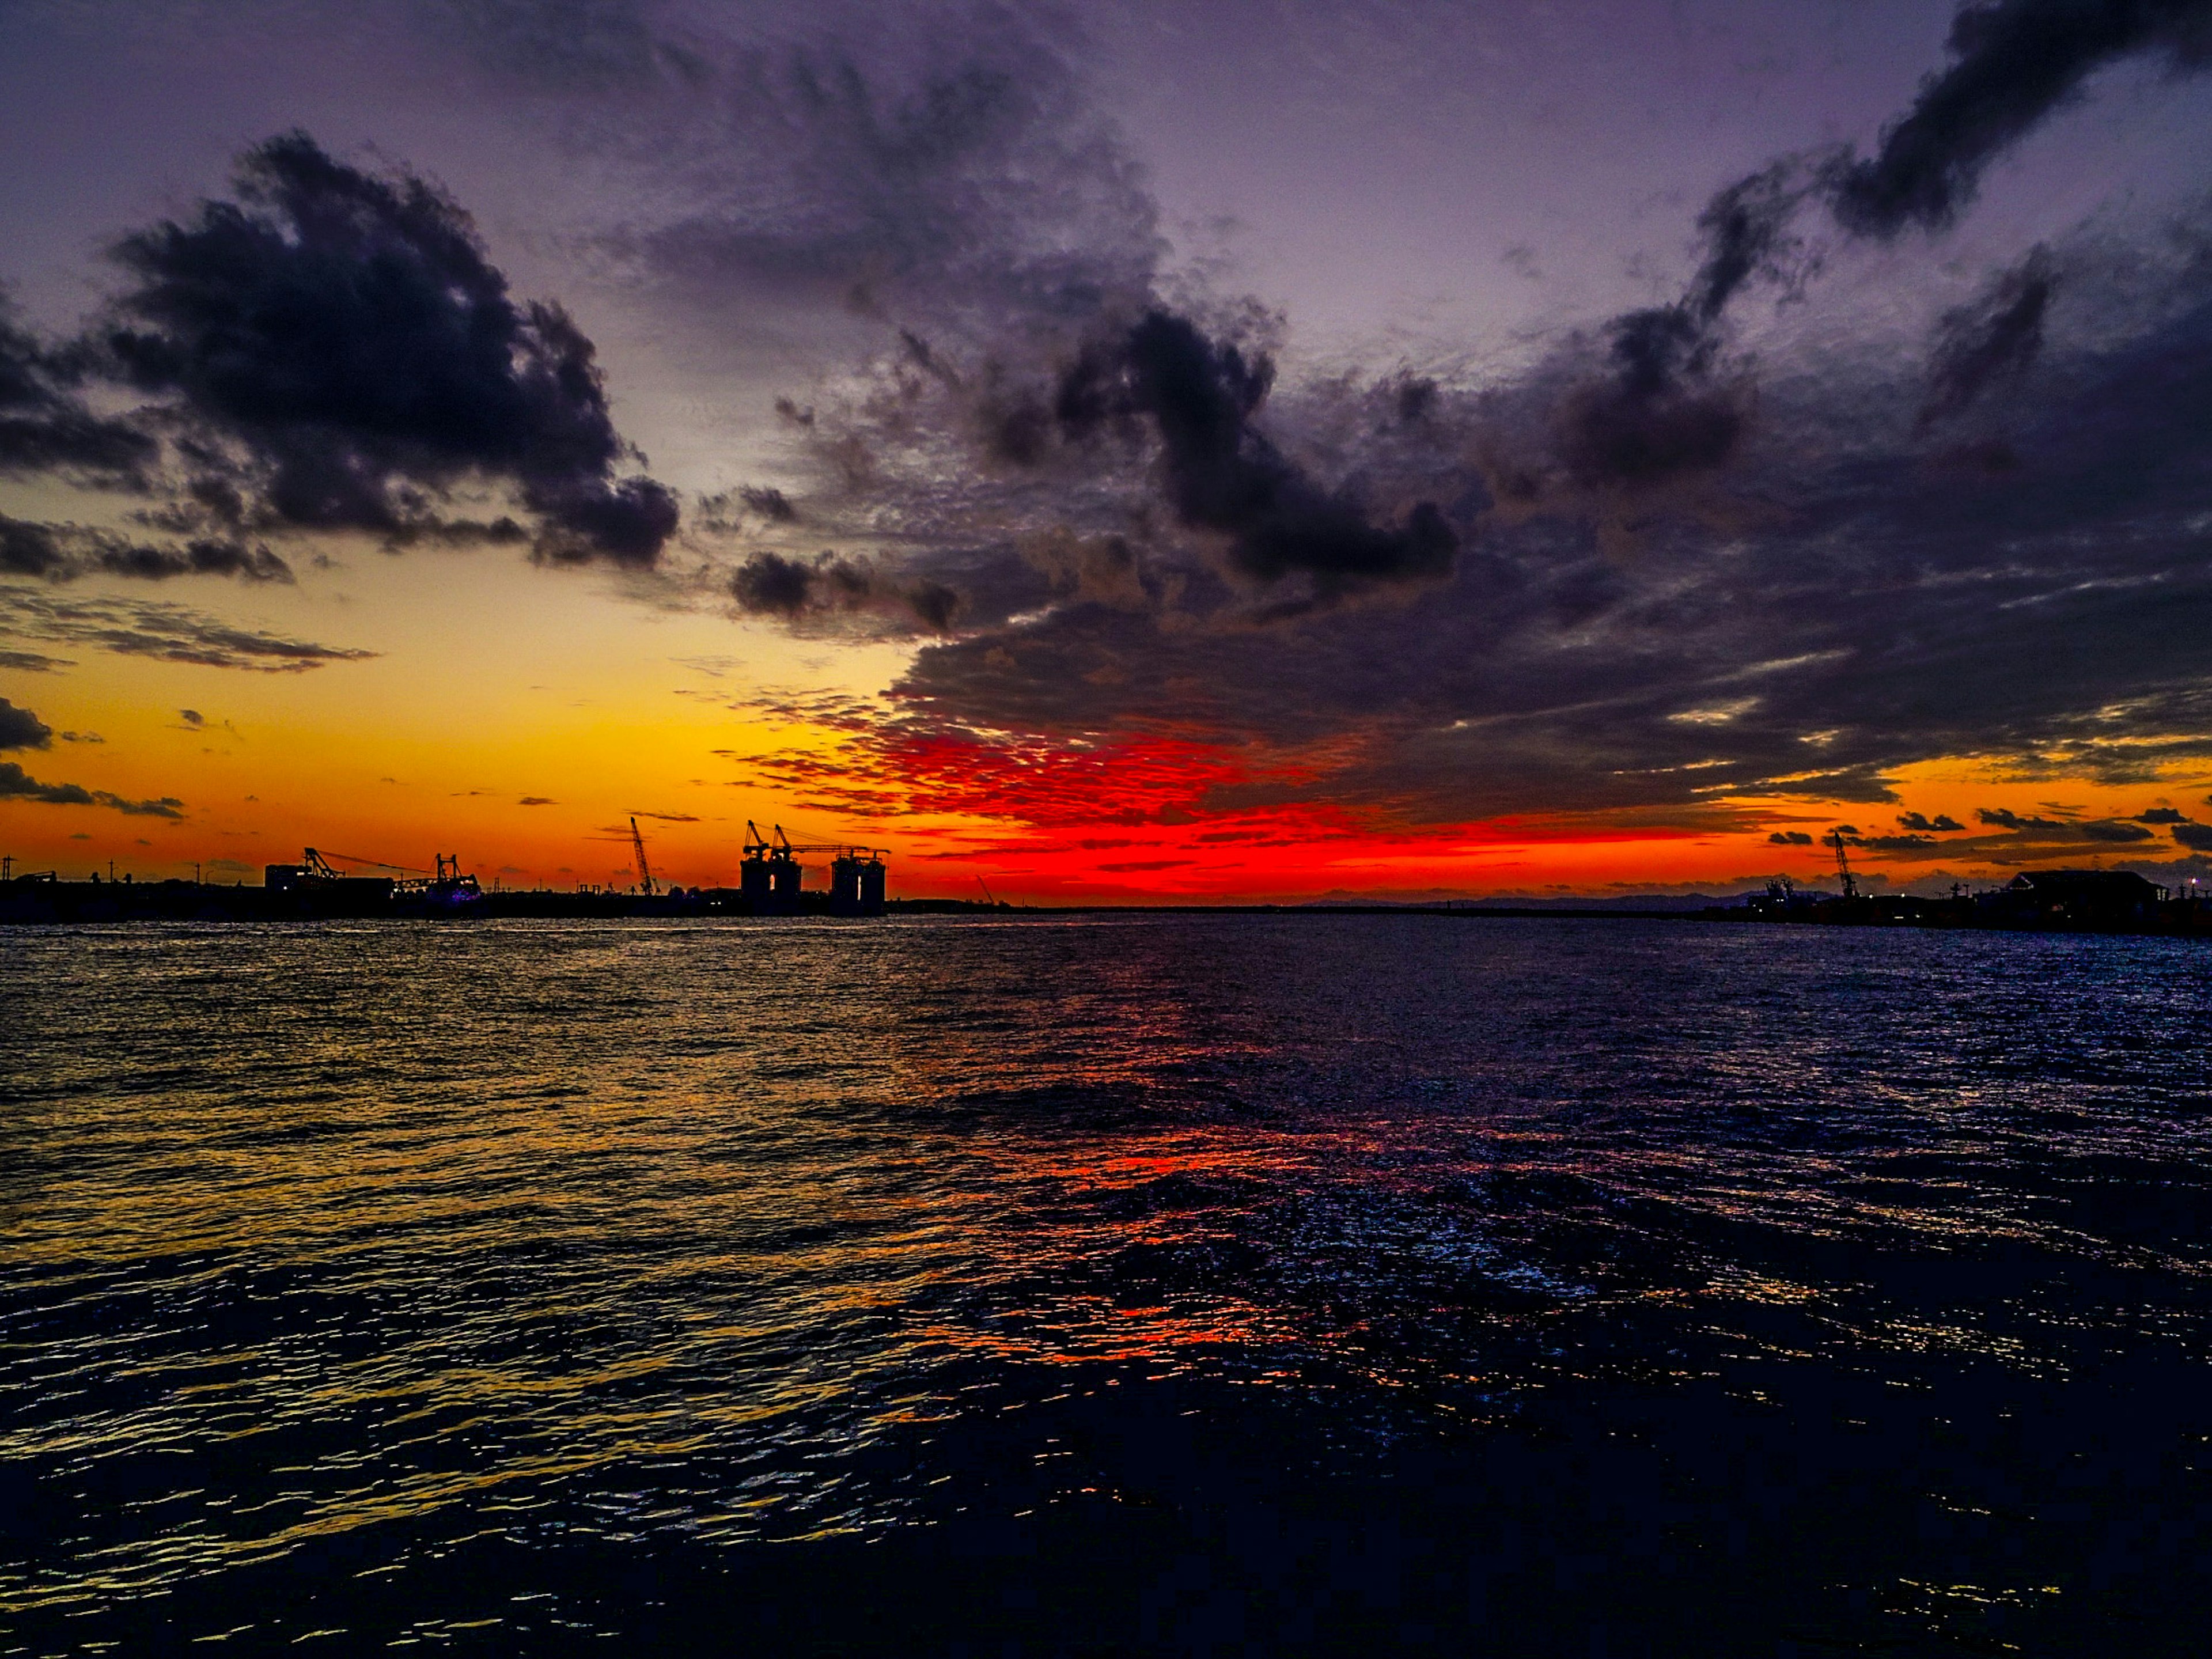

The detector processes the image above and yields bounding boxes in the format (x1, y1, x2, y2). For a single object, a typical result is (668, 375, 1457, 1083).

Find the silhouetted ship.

(263, 849, 484, 917)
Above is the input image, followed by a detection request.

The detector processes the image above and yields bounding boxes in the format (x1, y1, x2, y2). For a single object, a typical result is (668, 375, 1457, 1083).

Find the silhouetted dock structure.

(1, 832, 894, 923)
(740, 821, 885, 916)
(1738, 868, 2205, 933)
(6, 850, 2206, 935)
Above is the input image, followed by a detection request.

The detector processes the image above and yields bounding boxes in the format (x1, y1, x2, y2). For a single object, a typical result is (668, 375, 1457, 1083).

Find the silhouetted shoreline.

(4, 875, 2209, 935)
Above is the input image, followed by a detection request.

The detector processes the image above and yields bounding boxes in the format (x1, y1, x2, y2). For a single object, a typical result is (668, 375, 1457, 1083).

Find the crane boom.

(1829, 828, 1858, 900)
(311, 847, 426, 875)
(630, 816, 656, 896)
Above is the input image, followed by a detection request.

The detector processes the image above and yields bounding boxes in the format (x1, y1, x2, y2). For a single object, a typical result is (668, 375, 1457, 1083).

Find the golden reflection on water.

(5, 916, 2210, 1643)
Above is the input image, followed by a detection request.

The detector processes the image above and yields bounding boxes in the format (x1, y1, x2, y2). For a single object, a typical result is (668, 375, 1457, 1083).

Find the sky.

(3, 0, 2212, 902)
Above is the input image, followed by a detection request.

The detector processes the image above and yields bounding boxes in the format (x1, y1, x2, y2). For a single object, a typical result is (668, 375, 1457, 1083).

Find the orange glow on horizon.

(7, 559, 2210, 903)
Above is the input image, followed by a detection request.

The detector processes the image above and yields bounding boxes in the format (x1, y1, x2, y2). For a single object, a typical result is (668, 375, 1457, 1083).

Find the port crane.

(1828, 828, 1858, 900)
(740, 821, 888, 914)
(309, 847, 426, 877)
(289, 847, 479, 904)
(629, 816, 656, 896)
(744, 821, 885, 865)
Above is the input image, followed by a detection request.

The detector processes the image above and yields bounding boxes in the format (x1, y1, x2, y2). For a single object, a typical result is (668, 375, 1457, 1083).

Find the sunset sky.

(4, 0, 2212, 900)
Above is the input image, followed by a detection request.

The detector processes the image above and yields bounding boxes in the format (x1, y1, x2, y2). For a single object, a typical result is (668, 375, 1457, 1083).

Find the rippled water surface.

(5, 915, 2210, 1654)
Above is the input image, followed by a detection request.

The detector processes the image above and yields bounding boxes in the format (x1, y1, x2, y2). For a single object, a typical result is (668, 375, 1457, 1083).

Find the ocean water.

(3, 914, 2209, 1656)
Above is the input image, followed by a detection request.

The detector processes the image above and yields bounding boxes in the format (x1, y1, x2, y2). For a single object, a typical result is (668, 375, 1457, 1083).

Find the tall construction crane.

(1829, 828, 1858, 900)
(629, 816, 657, 896)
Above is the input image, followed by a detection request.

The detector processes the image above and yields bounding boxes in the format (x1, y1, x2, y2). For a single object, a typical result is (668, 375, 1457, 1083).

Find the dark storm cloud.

(729, 547, 960, 631)
(92, 537, 294, 582)
(1531, 0, 2212, 498)
(0, 697, 52, 751)
(865, 211, 2212, 834)
(1048, 310, 1457, 594)
(0, 294, 156, 484)
(95, 132, 677, 566)
(1551, 314, 1748, 490)
(1919, 247, 2055, 427)
(0, 760, 183, 817)
(0, 588, 377, 673)
(508, 3, 1242, 609)
(1828, 0, 2212, 238)
(0, 515, 66, 579)
(730, 549, 820, 615)
(1538, 159, 1816, 494)
(465, 3, 1460, 614)
(1687, 161, 1810, 325)
(740, 485, 796, 522)
(907, 577, 959, 630)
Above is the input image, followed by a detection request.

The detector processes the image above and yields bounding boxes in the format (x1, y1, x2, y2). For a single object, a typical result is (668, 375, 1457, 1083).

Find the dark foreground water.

(3, 916, 2209, 1656)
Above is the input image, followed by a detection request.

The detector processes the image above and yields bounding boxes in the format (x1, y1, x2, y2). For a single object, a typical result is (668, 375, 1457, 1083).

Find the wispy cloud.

(0, 589, 377, 673)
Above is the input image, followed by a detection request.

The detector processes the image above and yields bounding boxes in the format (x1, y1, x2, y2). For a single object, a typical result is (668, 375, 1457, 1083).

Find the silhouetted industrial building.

(1980, 869, 2166, 927)
(830, 851, 887, 916)
(741, 821, 884, 916)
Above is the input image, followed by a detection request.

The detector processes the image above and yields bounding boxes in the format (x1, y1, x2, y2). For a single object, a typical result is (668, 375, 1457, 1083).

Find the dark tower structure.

(831, 853, 863, 916)
(743, 822, 884, 916)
